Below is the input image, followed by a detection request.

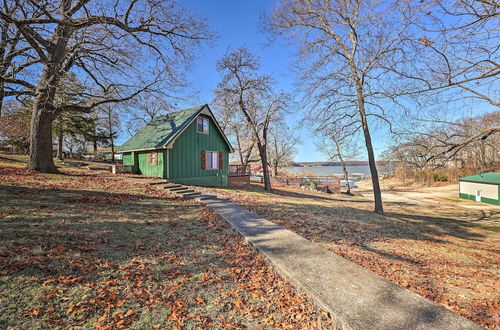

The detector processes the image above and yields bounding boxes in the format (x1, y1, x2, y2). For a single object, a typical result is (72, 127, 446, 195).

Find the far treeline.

(0, 0, 498, 214)
(384, 111, 499, 184)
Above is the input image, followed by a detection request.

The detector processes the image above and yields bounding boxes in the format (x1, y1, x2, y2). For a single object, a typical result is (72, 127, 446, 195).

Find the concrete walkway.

(202, 198, 482, 330)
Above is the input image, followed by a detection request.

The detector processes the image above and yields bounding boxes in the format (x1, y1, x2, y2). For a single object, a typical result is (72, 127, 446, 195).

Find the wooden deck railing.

(229, 164, 250, 176)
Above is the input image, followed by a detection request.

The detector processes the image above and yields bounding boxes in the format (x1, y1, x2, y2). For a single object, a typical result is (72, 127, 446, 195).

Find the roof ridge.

(153, 104, 206, 118)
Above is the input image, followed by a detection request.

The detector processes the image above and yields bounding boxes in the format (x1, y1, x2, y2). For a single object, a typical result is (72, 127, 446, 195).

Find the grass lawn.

(203, 183, 500, 329)
(0, 154, 333, 329)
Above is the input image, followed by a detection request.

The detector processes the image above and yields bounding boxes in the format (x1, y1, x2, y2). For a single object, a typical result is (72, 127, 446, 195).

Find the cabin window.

(197, 117, 209, 134)
(148, 152, 158, 165)
(202, 151, 222, 170)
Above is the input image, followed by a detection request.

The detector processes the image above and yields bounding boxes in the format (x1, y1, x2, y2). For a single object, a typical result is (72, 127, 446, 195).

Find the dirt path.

(359, 183, 499, 213)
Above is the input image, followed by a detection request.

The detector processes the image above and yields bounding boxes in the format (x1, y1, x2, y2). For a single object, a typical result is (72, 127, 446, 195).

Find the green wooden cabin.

(118, 104, 234, 187)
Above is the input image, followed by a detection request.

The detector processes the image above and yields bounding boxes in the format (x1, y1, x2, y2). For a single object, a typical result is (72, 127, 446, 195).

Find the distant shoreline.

(291, 161, 397, 167)
(287, 164, 396, 178)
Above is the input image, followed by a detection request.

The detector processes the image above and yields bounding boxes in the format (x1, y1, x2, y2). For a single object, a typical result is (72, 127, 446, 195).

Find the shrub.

(432, 172, 448, 182)
(308, 180, 319, 190)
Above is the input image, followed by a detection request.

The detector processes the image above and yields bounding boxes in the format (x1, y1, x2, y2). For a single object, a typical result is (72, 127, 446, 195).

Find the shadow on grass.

(224, 183, 375, 203)
(243, 196, 498, 264)
(0, 184, 227, 280)
(0, 155, 25, 163)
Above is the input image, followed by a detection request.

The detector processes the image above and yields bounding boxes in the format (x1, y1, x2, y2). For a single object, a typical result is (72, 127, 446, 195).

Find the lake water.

(286, 164, 395, 179)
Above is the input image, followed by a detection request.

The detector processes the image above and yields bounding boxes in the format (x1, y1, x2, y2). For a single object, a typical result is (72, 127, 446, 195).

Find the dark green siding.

(459, 191, 500, 206)
(123, 152, 138, 173)
(169, 115, 229, 187)
(123, 152, 133, 166)
(137, 151, 165, 177)
(123, 150, 166, 178)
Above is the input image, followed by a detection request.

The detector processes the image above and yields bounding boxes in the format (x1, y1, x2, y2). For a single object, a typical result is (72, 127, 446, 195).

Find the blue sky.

(179, 0, 341, 162)
(117, 0, 495, 162)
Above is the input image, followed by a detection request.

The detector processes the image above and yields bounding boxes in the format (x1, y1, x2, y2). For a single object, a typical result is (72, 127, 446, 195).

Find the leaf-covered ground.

(203, 183, 500, 329)
(0, 155, 334, 329)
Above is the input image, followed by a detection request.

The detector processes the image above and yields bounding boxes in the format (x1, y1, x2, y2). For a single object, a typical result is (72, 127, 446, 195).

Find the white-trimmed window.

(197, 117, 209, 134)
(148, 152, 158, 165)
(202, 151, 222, 170)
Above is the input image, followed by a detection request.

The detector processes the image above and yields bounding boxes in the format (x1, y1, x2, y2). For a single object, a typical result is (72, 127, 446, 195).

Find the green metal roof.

(118, 105, 205, 152)
(459, 173, 500, 185)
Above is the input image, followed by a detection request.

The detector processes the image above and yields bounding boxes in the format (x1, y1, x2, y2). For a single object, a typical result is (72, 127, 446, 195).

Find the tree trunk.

(272, 160, 279, 177)
(260, 147, 272, 191)
(237, 97, 272, 191)
(342, 161, 350, 195)
(93, 140, 98, 160)
(110, 141, 115, 162)
(272, 137, 279, 177)
(236, 130, 245, 165)
(356, 87, 383, 213)
(27, 25, 70, 172)
(28, 104, 57, 172)
(0, 81, 4, 117)
(106, 109, 115, 162)
(243, 142, 255, 167)
(57, 133, 64, 160)
(334, 138, 350, 195)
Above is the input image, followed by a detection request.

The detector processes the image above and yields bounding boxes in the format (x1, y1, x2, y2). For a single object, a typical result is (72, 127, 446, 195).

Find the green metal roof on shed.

(459, 173, 500, 185)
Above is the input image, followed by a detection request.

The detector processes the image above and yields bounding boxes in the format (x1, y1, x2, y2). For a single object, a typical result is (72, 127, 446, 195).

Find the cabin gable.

(119, 104, 232, 186)
(169, 114, 230, 186)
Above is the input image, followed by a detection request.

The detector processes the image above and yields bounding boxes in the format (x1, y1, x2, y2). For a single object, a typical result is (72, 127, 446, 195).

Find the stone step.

(191, 194, 217, 201)
(164, 183, 181, 188)
(180, 191, 201, 197)
(149, 181, 168, 185)
(174, 189, 195, 194)
(168, 186, 187, 191)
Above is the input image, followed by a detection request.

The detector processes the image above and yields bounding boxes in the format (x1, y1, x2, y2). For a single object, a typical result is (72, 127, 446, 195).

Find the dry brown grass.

(0, 155, 333, 329)
(203, 183, 500, 328)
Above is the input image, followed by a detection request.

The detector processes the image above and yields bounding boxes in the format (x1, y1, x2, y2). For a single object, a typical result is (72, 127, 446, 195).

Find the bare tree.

(97, 103, 120, 162)
(316, 117, 361, 195)
(52, 73, 86, 160)
(386, 110, 500, 175)
(266, 0, 428, 212)
(215, 48, 288, 191)
(0, 0, 211, 172)
(396, 0, 500, 107)
(0, 1, 33, 117)
(214, 97, 258, 167)
(268, 123, 298, 177)
(124, 93, 175, 136)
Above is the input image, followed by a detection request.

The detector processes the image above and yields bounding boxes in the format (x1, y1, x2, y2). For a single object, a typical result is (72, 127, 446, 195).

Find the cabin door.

(475, 190, 481, 202)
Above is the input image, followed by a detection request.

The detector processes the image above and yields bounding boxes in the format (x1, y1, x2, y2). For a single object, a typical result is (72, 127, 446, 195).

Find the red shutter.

(201, 151, 206, 169)
(147, 152, 151, 165)
(218, 152, 223, 169)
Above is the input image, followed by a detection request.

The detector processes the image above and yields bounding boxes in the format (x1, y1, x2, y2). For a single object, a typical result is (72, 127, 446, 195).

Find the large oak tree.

(0, 0, 211, 172)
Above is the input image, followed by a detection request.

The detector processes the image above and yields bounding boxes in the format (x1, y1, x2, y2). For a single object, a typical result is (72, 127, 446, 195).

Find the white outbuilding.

(459, 173, 500, 206)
